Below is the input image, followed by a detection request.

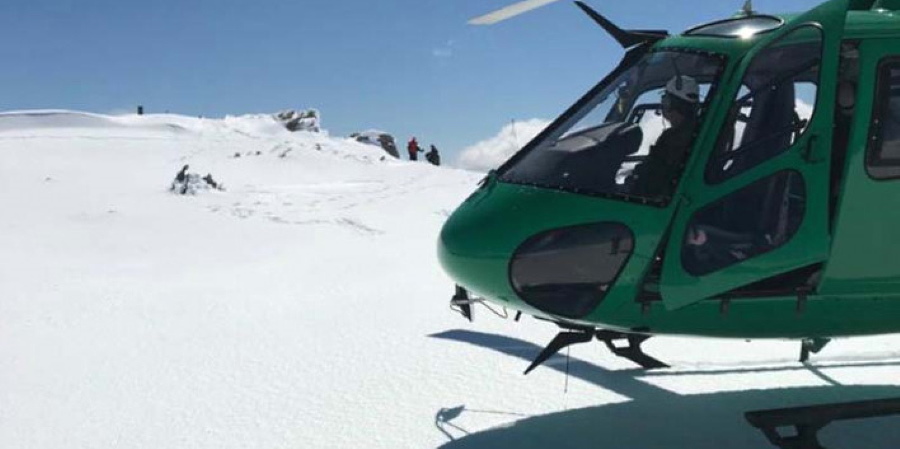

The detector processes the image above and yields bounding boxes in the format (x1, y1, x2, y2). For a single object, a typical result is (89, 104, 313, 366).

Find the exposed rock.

(170, 165, 225, 195)
(275, 109, 320, 132)
(350, 130, 399, 159)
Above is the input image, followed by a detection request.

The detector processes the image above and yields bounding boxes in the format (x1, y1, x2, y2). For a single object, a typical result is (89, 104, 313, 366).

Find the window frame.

(508, 222, 635, 319)
(865, 56, 900, 180)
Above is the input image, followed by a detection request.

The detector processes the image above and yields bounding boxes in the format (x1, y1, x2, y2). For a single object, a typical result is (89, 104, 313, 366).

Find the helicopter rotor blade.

(468, 0, 564, 25)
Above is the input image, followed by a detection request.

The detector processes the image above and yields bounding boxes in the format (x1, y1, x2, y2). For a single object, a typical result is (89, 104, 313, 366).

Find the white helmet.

(665, 75, 700, 104)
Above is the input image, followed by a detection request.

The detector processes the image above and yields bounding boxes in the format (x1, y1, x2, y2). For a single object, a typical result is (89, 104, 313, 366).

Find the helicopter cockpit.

(500, 51, 725, 204)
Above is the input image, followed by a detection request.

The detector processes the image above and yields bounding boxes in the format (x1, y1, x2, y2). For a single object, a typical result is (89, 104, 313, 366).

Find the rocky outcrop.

(275, 109, 320, 132)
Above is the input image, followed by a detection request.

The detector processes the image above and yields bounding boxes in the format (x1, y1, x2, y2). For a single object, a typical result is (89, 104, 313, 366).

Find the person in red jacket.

(407, 137, 423, 161)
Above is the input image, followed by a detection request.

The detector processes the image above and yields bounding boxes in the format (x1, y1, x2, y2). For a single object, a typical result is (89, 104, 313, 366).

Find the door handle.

(802, 134, 822, 163)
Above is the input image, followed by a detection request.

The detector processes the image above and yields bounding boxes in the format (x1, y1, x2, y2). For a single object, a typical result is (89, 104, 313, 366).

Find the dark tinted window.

(683, 171, 805, 276)
(706, 26, 822, 184)
(510, 223, 633, 318)
(686, 16, 783, 38)
(867, 59, 900, 179)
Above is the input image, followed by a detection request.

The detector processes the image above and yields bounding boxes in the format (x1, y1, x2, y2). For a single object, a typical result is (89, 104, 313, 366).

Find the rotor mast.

(739, 0, 757, 16)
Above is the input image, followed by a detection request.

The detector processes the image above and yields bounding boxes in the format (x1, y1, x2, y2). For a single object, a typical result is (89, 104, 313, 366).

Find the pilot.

(630, 75, 700, 197)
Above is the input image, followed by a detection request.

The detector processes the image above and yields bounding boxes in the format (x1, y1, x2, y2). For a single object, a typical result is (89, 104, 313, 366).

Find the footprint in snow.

(335, 218, 384, 236)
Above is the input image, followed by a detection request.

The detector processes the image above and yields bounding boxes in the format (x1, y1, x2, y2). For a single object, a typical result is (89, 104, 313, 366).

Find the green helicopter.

(439, 0, 900, 373)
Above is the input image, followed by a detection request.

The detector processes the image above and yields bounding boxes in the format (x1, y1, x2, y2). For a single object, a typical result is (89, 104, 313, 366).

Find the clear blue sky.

(0, 0, 821, 161)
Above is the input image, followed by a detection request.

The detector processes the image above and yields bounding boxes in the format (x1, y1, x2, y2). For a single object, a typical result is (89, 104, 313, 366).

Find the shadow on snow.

(430, 329, 900, 449)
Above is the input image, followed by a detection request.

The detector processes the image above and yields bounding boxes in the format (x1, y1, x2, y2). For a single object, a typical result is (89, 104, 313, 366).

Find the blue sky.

(0, 0, 822, 161)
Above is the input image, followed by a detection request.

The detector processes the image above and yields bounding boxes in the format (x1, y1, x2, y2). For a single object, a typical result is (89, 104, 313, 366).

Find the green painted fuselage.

(439, 1, 900, 339)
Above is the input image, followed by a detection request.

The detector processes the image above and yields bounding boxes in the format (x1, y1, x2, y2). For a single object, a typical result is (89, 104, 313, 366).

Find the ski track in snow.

(3, 111, 900, 449)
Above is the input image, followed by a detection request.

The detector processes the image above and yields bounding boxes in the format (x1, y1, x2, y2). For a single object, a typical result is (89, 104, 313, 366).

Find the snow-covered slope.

(2, 111, 900, 449)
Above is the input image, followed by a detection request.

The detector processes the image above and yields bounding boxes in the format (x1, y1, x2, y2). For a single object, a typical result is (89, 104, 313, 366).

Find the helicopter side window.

(683, 170, 806, 276)
(707, 26, 823, 184)
(866, 59, 900, 179)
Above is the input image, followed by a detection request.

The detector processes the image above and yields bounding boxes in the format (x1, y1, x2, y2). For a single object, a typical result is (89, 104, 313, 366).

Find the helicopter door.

(818, 40, 900, 295)
(659, 0, 849, 309)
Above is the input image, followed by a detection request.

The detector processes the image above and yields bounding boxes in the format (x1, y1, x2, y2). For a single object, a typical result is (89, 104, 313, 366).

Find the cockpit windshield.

(499, 50, 726, 205)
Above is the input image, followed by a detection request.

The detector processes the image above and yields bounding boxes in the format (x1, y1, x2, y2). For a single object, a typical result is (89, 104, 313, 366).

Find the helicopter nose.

(438, 184, 636, 319)
(438, 190, 517, 299)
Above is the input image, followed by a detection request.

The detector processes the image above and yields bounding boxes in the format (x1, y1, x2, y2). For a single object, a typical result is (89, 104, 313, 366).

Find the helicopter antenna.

(738, 0, 757, 16)
(468, 0, 564, 25)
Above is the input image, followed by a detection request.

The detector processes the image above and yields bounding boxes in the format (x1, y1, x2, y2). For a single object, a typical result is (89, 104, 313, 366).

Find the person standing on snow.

(407, 137, 423, 161)
(426, 145, 441, 166)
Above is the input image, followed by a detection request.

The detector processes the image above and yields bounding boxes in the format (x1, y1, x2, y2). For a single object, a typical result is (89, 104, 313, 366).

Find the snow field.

(1, 111, 900, 448)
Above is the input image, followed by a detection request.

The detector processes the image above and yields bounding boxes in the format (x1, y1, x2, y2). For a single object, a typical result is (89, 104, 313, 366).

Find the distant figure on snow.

(407, 137, 423, 161)
(426, 145, 441, 166)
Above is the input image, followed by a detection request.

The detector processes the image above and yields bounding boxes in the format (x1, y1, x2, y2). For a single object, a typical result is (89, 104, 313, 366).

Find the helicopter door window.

(683, 170, 806, 276)
(866, 60, 900, 179)
(706, 26, 823, 184)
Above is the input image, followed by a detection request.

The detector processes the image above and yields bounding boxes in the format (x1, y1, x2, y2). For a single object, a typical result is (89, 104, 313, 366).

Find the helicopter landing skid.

(596, 330, 670, 370)
(800, 337, 832, 363)
(524, 328, 669, 375)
